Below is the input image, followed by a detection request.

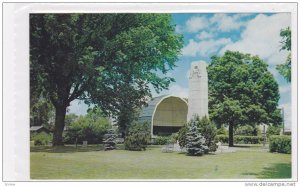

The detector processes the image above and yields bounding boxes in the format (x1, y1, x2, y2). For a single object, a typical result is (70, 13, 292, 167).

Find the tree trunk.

(52, 105, 67, 146)
(229, 124, 234, 147)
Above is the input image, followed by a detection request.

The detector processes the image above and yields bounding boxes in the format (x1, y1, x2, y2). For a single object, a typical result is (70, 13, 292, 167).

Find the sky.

(68, 13, 292, 130)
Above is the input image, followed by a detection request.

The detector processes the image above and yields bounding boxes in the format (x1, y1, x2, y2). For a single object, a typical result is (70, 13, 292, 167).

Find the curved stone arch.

(150, 95, 188, 137)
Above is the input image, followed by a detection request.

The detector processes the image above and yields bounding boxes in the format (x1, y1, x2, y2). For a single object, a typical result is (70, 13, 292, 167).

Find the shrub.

(196, 116, 218, 152)
(177, 125, 188, 148)
(253, 126, 262, 136)
(267, 125, 281, 138)
(153, 134, 177, 145)
(216, 135, 263, 144)
(234, 135, 263, 144)
(31, 132, 52, 146)
(215, 135, 228, 143)
(217, 126, 228, 135)
(170, 133, 178, 143)
(269, 135, 291, 154)
(235, 125, 254, 136)
(124, 121, 151, 151)
(103, 129, 117, 151)
(186, 120, 208, 156)
(235, 125, 261, 136)
(64, 114, 110, 144)
(153, 136, 170, 145)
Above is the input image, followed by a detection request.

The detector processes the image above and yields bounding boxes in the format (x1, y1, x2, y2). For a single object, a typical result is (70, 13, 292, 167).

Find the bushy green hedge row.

(216, 135, 264, 144)
(31, 132, 52, 146)
(269, 135, 291, 154)
(153, 136, 170, 145)
(153, 134, 177, 145)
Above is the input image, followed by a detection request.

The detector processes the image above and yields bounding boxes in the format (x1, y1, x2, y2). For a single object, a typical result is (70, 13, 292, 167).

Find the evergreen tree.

(186, 120, 208, 156)
(196, 116, 218, 153)
(103, 129, 117, 151)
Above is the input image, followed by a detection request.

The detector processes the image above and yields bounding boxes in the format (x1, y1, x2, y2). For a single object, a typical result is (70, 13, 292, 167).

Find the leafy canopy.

(208, 51, 281, 127)
(208, 51, 282, 146)
(30, 14, 183, 112)
(30, 14, 183, 145)
(276, 27, 291, 82)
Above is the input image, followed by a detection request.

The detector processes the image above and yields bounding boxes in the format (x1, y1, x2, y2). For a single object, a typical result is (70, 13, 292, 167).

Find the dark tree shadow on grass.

(30, 144, 125, 153)
(242, 163, 291, 179)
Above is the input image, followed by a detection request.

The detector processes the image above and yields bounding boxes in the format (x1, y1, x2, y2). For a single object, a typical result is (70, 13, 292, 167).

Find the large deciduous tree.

(276, 27, 291, 82)
(30, 14, 183, 146)
(208, 51, 282, 147)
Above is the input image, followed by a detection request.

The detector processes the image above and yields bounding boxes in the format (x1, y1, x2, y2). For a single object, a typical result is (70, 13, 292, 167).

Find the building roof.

(30, 126, 50, 132)
(139, 95, 188, 120)
(139, 95, 168, 118)
(30, 126, 43, 131)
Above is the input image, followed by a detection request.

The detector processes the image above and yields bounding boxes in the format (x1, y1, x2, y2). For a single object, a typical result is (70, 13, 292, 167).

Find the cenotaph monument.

(187, 61, 209, 121)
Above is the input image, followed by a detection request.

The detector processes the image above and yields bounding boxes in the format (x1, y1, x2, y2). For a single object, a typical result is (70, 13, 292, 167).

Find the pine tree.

(186, 121, 208, 156)
(103, 129, 117, 151)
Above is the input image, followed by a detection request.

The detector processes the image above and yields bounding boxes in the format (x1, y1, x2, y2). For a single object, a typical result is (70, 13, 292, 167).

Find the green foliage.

(64, 113, 78, 129)
(31, 132, 52, 146)
(276, 27, 291, 82)
(153, 136, 170, 145)
(177, 125, 188, 148)
(276, 53, 291, 82)
(30, 98, 55, 130)
(216, 135, 264, 144)
(280, 27, 291, 51)
(215, 135, 228, 144)
(269, 135, 291, 154)
(234, 136, 263, 144)
(103, 129, 117, 151)
(267, 125, 281, 138)
(194, 116, 218, 152)
(208, 51, 281, 146)
(185, 120, 208, 156)
(30, 14, 183, 145)
(64, 108, 111, 144)
(170, 133, 178, 144)
(124, 121, 151, 151)
(153, 134, 177, 145)
(235, 125, 261, 136)
(217, 126, 228, 135)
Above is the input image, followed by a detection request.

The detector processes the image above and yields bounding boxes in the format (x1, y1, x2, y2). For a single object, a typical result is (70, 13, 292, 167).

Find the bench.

(161, 143, 174, 153)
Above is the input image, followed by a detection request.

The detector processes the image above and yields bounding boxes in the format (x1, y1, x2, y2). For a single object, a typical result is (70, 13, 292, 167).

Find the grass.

(30, 144, 291, 180)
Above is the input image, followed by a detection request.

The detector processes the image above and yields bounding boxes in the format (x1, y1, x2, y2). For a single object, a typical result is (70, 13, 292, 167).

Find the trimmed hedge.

(31, 132, 52, 146)
(153, 136, 169, 145)
(235, 136, 264, 144)
(269, 135, 291, 154)
(216, 135, 228, 144)
(216, 135, 264, 144)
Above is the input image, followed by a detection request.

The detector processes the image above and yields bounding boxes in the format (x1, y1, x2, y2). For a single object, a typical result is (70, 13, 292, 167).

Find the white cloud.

(68, 99, 89, 116)
(182, 38, 232, 57)
(268, 66, 279, 78)
(220, 13, 291, 66)
(279, 102, 291, 131)
(196, 31, 214, 40)
(186, 16, 209, 33)
(184, 14, 248, 34)
(167, 84, 188, 98)
(210, 13, 246, 32)
(175, 25, 183, 33)
(279, 85, 291, 94)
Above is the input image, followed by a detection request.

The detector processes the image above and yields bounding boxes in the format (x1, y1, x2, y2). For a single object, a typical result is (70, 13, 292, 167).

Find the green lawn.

(30, 144, 291, 180)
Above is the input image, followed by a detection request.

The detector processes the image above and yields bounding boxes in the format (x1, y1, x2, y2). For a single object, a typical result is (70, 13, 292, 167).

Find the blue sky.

(69, 13, 291, 130)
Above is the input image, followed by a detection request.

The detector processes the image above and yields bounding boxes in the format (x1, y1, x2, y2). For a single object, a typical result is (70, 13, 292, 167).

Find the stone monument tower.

(187, 61, 208, 121)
